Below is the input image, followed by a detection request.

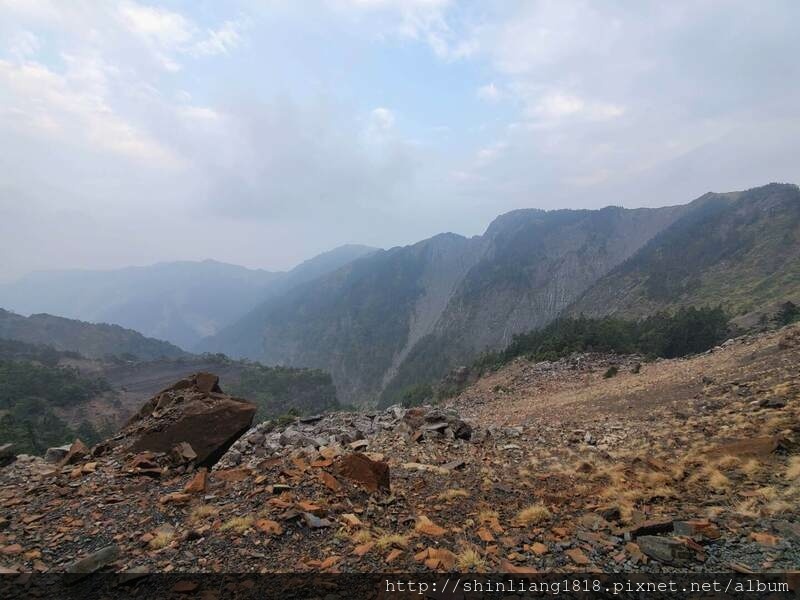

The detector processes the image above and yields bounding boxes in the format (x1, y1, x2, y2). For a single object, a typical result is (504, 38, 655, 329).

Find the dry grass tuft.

(647, 485, 677, 500)
(705, 468, 732, 492)
(351, 529, 373, 544)
(714, 455, 741, 470)
(641, 471, 672, 487)
(763, 500, 793, 516)
(457, 548, 486, 571)
(786, 457, 800, 481)
(220, 515, 255, 534)
(375, 532, 409, 550)
(733, 498, 759, 518)
(148, 530, 174, 550)
(477, 509, 499, 523)
(438, 489, 469, 501)
(515, 504, 551, 526)
(754, 486, 778, 501)
(189, 504, 219, 523)
(739, 459, 762, 477)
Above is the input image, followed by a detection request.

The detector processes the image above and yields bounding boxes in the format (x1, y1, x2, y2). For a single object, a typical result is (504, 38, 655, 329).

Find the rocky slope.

(1, 324, 797, 575)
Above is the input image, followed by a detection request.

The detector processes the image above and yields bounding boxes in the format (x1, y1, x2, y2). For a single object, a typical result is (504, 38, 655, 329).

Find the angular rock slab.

(334, 452, 390, 493)
(130, 397, 256, 467)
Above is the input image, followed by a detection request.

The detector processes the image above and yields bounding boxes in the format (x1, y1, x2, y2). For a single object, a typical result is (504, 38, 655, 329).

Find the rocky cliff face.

(197, 183, 800, 405)
(381, 204, 688, 402)
(211, 204, 689, 405)
(569, 183, 800, 320)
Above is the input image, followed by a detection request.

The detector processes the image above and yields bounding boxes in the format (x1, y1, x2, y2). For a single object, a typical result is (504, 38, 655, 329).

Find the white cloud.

(114, 2, 248, 70)
(178, 105, 221, 122)
(192, 19, 246, 56)
(474, 141, 506, 167)
(524, 90, 623, 122)
(476, 82, 501, 102)
(369, 107, 395, 131)
(532, 92, 584, 118)
(117, 2, 192, 46)
(7, 30, 40, 59)
(330, 0, 475, 61)
(0, 57, 181, 166)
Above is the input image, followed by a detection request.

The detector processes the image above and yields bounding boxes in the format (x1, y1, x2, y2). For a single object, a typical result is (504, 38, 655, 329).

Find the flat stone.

(626, 518, 674, 539)
(44, 445, 70, 464)
(65, 544, 120, 576)
(637, 536, 694, 564)
(298, 415, 324, 424)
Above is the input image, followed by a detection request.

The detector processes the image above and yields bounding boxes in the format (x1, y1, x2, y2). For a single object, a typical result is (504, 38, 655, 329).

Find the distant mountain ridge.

(5, 183, 797, 408)
(0, 308, 186, 360)
(0, 245, 377, 349)
(569, 183, 800, 320)
(201, 183, 799, 406)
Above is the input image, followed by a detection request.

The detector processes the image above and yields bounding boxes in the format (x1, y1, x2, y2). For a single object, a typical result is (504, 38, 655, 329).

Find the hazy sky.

(1, 0, 799, 281)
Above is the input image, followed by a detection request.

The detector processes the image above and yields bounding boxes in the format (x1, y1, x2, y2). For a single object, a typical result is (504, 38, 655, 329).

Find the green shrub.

(603, 366, 619, 378)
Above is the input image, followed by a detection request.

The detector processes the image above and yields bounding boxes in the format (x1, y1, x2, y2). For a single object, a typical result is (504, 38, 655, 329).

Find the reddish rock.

(626, 518, 674, 538)
(673, 519, 720, 539)
(334, 452, 390, 493)
(1, 544, 22, 555)
(59, 439, 89, 466)
(195, 372, 222, 394)
(118, 373, 256, 468)
(184, 469, 208, 494)
(565, 548, 590, 565)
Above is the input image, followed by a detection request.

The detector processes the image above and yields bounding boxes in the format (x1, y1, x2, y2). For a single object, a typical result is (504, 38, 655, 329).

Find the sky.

(1, 0, 799, 281)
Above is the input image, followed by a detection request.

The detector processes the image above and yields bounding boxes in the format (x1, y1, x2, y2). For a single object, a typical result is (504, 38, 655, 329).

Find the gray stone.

(65, 544, 120, 576)
(302, 512, 332, 529)
(44, 445, 71, 464)
(279, 429, 301, 446)
(298, 414, 323, 424)
(247, 432, 266, 446)
(0, 443, 15, 467)
(450, 419, 472, 440)
(423, 421, 449, 431)
(637, 536, 694, 564)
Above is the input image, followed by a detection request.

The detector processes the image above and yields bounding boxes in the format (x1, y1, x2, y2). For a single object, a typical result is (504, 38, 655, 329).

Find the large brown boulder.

(117, 373, 256, 468)
(334, 452, 390, 493)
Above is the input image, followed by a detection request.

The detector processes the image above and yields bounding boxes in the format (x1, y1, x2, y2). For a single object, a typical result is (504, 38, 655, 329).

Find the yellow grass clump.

(375, 532, 409, 550)
(515, 504, 551, 525)
(785, 456, 800, 481)
(220, 515, 255, 534)
(457, 548, 486, 571)
(148, 530, 174, 550)
(188, 504, 219, 523)
(438, 489, 469, 501)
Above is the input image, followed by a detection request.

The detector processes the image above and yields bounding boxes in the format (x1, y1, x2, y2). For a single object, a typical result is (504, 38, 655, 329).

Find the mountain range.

(0, 308, 185, 361)
(1, 182, 797, 406)
(0, 245, 376, 349)
(201, 183, 800, 405)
